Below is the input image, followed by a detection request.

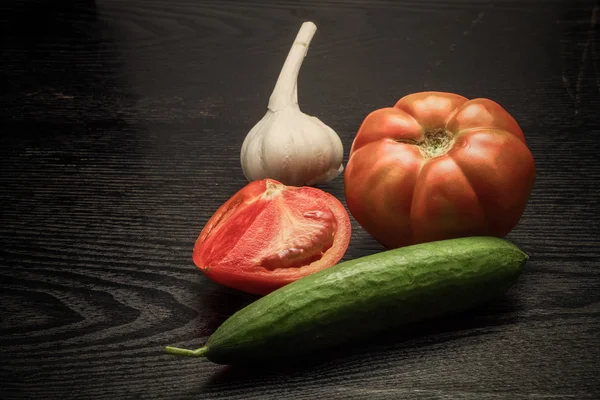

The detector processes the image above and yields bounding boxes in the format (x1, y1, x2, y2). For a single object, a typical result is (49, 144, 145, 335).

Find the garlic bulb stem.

(268, 22, 317, 111)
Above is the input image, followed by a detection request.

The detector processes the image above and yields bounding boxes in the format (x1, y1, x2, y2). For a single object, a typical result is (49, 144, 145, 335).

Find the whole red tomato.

(344, 91, 536, 249)
(193, 179, 351, 295)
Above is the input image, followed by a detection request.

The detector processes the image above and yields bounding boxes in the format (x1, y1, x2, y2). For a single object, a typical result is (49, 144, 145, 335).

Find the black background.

(1, 0, 599, 399)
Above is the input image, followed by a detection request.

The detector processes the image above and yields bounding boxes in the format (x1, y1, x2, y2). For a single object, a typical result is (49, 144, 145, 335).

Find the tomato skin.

(193, 179, 351, 295)
(345, 92, 536, 249)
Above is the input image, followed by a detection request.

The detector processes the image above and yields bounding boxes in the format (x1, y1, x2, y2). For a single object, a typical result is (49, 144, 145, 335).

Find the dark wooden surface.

(1, 0, 600, 398)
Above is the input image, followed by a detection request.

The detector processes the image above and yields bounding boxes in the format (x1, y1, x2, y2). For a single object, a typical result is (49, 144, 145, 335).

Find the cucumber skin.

(203, 236, 528, 364)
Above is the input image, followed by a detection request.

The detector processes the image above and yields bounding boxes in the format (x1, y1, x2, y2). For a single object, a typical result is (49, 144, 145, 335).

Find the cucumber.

(166, 236, 527, 364)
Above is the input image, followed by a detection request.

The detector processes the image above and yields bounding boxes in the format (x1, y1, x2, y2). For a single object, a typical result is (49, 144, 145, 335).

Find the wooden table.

(2, 0, 599, 398)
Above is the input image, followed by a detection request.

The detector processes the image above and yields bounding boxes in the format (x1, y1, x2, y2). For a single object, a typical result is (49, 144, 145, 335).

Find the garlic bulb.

(240, 21, 344, 186)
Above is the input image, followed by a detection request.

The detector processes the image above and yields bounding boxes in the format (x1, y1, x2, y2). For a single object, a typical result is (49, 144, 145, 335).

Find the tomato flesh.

(193, 179, 351, 295)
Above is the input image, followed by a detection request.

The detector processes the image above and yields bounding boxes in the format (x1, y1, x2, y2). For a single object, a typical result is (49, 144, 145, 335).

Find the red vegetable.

(344, 91, 536, 249)
(193, 179, 351, 295)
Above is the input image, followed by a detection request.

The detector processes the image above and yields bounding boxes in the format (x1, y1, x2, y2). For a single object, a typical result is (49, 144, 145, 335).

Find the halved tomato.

(193, 179, 351, 295)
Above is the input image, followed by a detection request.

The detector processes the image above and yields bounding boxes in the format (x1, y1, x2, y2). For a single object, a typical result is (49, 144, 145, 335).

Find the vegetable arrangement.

(166, 21, 536, 365)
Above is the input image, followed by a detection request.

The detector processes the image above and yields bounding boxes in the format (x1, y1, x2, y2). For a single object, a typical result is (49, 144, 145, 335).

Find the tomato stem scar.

(420, 128, 454, 158)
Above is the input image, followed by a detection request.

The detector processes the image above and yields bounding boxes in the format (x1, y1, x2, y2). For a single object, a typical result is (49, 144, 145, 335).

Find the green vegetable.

(165, 236, 527, 364)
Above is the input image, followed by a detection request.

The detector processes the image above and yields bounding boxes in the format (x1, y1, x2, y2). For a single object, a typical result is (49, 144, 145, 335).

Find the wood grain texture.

(1, 0, 599, 399)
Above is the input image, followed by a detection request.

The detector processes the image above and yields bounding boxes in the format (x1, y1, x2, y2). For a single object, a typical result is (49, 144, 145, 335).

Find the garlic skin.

(240, 21, 344, 187)
(241, 107, 344, 186)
